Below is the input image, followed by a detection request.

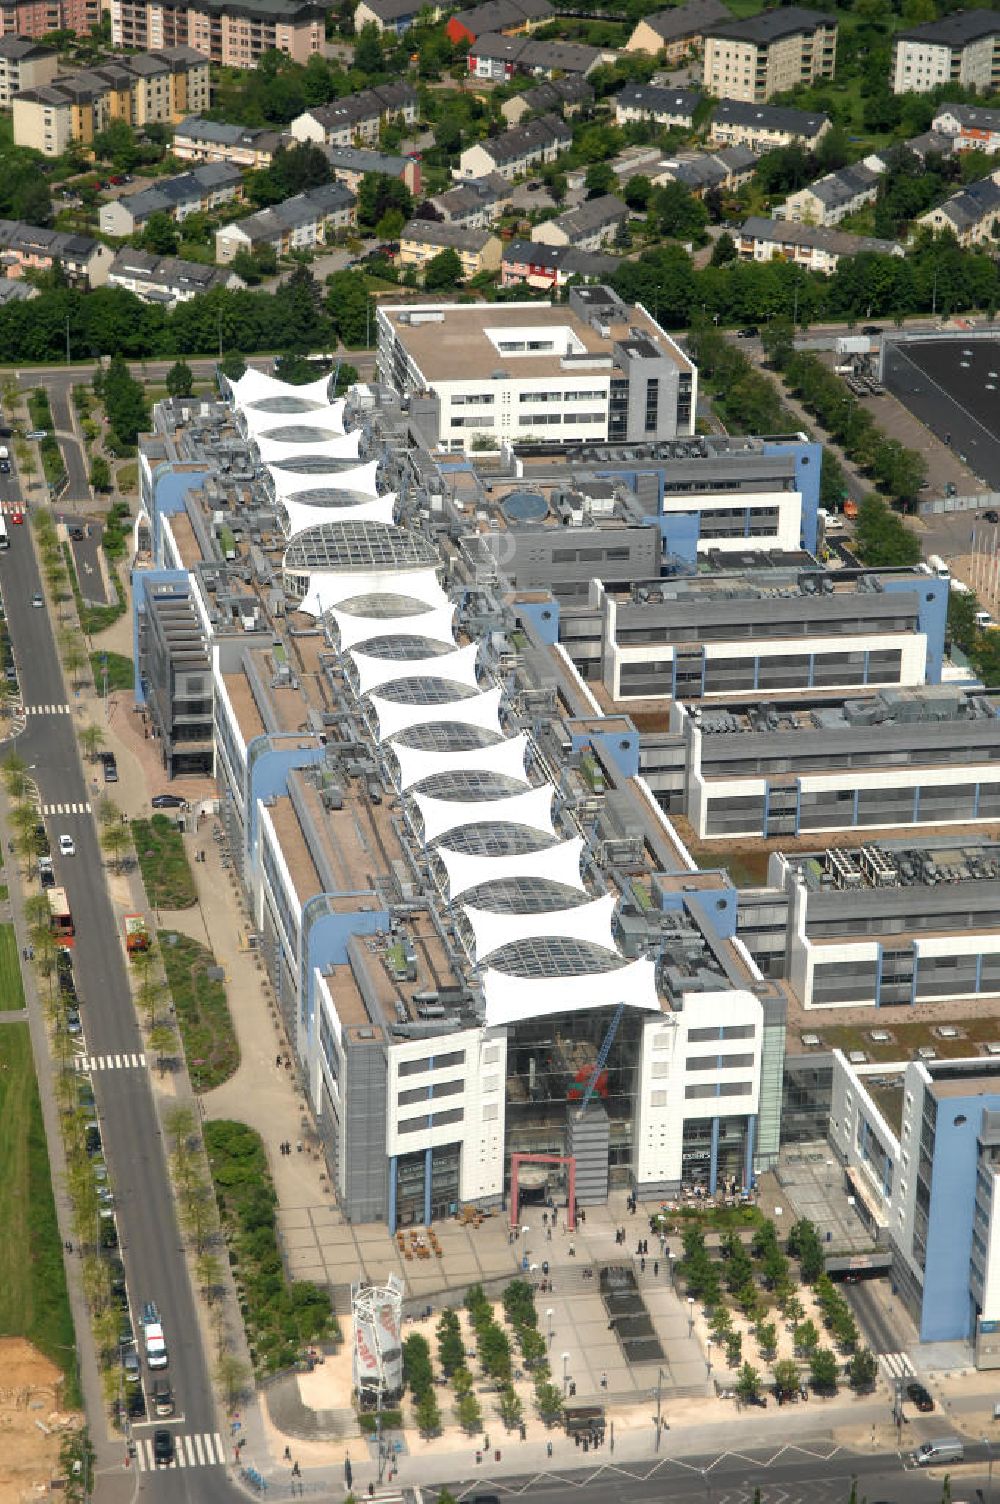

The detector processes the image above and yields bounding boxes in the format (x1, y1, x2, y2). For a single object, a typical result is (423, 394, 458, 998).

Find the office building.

(702, 6, 837, 103)
(892, 10, 1000, 95)
(110, 0, 325, 67)
(375, 287, 696, 454)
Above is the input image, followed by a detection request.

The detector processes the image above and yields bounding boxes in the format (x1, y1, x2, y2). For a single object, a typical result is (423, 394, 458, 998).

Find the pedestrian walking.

(654, 1260, 659, 1278)
(283, 1446, 291, 1462)
(276, 1054, 282, 1068)
(546, 1441, 553, 1459)
(641, 1257, 646, 1274)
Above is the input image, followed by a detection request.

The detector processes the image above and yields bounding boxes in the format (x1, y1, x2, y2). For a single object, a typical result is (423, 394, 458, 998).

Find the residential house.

(215, 182, 356, 261)
(933, 102, 1000, 155)
(172, 116, 288, 169)
(892, 10, 1000, 95)
(353, 0, 440, 33)
(399, 217, 502, 277)
(625, 0, 730, 60)
(12, 46, 209, 155)
(531, 193, 628, 250)
(457, 112, 570, 179)
(0, 220, 114, 285)
(289, 82, 418, 148)
(613, 84, 700, 129)
(781, 162, 882, 227)
(500, 75, 593, 125)
(425, 173, 510, 226)
(501, 238, 619, 289)
(917, 173, 1000, 247)
(99, 162, 245, 237)
(323, 145, 421, 197)
(0, 0, 99, 38)
(708, 98, 830, 152)
(445, 0, 551, 46)
(703, 6, 837, 103)
(467, 32, 611, 80)
(0, 279, 34, 304)
(737, 215, 902, 273)
(107, 248, 244, 304)
(109, 0, 325, 68)
(0, 36, 56, 107)
(654, 144, 757, 196)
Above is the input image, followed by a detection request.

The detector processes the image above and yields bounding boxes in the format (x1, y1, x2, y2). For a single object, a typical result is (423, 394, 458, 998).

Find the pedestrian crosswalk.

(75, 1052, 146, 1072)
(25, 704, 71, 716)
(41, 801, 91, 815)
(134, 1431, 226, 1471)
(880, 1349, 916, 1380)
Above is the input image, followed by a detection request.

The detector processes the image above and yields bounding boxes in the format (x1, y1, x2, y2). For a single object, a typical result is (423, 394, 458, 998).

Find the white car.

(59, 834, 75, 857)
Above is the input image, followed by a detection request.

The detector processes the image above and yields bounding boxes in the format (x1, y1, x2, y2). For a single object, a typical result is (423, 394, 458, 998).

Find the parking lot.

(883, 337, 1000, 492)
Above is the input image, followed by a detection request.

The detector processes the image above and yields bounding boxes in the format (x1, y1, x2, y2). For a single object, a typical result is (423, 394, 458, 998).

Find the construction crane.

(575, 1002, 625, 1119)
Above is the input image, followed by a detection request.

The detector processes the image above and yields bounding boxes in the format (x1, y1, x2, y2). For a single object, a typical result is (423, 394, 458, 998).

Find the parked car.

(907, 1381, 934, 1412)
(59, 834, 75, 857)
(122, 1347, 141, 1385)
(102, 752, 118, 783)
(983, 509, 999, 524)
(31, 593, 44, 609)
(861, 324, 883, 335)
(736, 326, 759, 339)
(153, 1430, 175, 1466)
(151, 793, 187, 809)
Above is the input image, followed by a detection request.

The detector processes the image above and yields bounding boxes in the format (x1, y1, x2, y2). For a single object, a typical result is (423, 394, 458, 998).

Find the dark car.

(736, 326, 759, 339)
(151, 793, 187, 809)
(153, 1430, 175, 1466)
(85, 1123, 102, 1156)
(102, 752, 118, 783)
(906, 1381, 934, 1412)
(861, 324, 883, 335)
(984, 509, 999, 524)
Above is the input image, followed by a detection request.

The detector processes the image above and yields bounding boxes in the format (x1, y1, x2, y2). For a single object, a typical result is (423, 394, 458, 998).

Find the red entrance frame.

(510, 1153, 576, 1232)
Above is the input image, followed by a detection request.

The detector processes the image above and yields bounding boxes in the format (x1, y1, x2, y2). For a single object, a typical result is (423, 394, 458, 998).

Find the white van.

(913, 1436, 964, 1466)
(927, 554, 950, 580)
(976, 610, 994, 629)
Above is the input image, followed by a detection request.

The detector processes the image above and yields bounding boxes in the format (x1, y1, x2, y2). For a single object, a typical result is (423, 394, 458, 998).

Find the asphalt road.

(3, 514, 235, 1503)
(47, 380, 91, 503)
(883, 340, 1000, 493)
(436, 1440, 970, 1504)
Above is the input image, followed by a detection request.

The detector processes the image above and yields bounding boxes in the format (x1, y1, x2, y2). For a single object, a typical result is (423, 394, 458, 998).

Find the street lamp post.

(546, 1307, 554, 1346)
(687, 1296, 695, 1337)
(521, 1224, 530, 1269)
(655, 1366, 665, 1451)
(668, 1250, 676, 1287)
(706, 1339, 712, 1376)
(562, 1351, 570, 1396)
(984, 1434, 994, 1504)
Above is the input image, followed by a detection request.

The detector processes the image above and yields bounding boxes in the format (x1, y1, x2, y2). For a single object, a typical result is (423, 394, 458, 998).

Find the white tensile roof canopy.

(412, 783, 554, 845)
(327, 603, 456, 652)
(241, 399, 347, 439)
(255, 430, 362, 464)
(436, 837, 586, 901)
(350, 641, 479, 698)
(282, 493, 396, 537)
(392, 733, 529, 793)
(461, 893, 618, 963)
(229, 368, 335, 406)
(368, 686, 503, 744)
(267, 459, 381, 501)
(481, 957, 661, 1027)
(298, 568, 450, 618)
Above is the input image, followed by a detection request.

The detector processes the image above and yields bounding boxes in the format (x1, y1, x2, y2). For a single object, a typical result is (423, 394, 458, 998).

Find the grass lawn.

(89, 650, 134, 693)
(115, 462, 138, 491)
(62, 543, 126, 636)
(0, 922, 26, 1010)
(820, 1015, 1000, 1063)
(0, 1024, 78, 1400)
(132, 815, 197, 909)
(690, 845, 770, 888)
(160, 932, 239, 1092)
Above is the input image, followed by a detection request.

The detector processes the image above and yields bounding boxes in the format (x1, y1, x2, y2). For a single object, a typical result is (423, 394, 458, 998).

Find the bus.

(48, 886, 74, 945)
(0, 516, 9, 550)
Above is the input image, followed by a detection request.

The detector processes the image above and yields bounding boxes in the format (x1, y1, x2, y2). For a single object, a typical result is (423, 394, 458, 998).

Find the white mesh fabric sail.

(392, 733, 529, 793)
(256, 430, 361, 464)
(328, 604, 456, 652)
(369, 686, 503, 744)
(230, 369, 335, 406)
(462, 893, 617, 962)
(242, 399, 346, 438)
(282, 493, 396, 537)
(481, 957, 661, 1027)
(298, 569, 449, 617)
(436, 837, 586, 901)
(350, 641, 479, 697)
(412, 784, 553, 845)
(268, 459, 380, 500)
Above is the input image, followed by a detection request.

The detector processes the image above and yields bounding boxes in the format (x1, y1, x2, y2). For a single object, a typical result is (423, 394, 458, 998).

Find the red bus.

(48, 886, 74, 945)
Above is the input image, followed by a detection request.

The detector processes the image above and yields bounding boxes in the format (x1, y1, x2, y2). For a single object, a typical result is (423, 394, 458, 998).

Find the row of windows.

(398, 1106, 464, 1134)
(520, 390, 606, 404)
(687, 1052, 755, 1071)
(398, 1049, 466, 1078)
(688, 1023, 755, 1042)
(685, 1081, 753, 1099)
(398, 1078, 463, 1107)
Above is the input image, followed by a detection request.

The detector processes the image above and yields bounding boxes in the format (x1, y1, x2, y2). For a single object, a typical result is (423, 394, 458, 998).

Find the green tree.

(848, 1348, 878, 1391)
(94, 118, 140, 170)
(585, 162, 616, 195)
(424, 247, 463, 291)
(498, 1383, 523, 1430)
(403, 1333, 434, 1398)
(437, 1309, 465, 1375)
(166, 359, 194, 398)
(220, 351, 247, 381)
(809, 1347, 839, 1393)
(142, 212, 179, 256)
(325, 269, 373, 346)
(376, 207, 406, 241)
(415, 1388, 441, 1436)
(357, 172, 413, 232)
(88, 455, 111, 491)
(650, 180, 708, 242)
(794, 1319, 819, 1355)
(735, 1362, 760, 1403)
(457, 1390, 482, 1432)
(535, 1381, 563, 1424)
(710, 231, 737, 267)
(772, 1358, 800, 1401)
(354, 21, 384, 76)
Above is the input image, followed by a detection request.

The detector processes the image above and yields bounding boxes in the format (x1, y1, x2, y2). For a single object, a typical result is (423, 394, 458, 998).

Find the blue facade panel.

(762, 438, 820, 554)
(518, 596, 560, 645)
(246, 738, 327, 869)
(882, 574, 948, 686)
(921, 1091, 1000, 1342)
